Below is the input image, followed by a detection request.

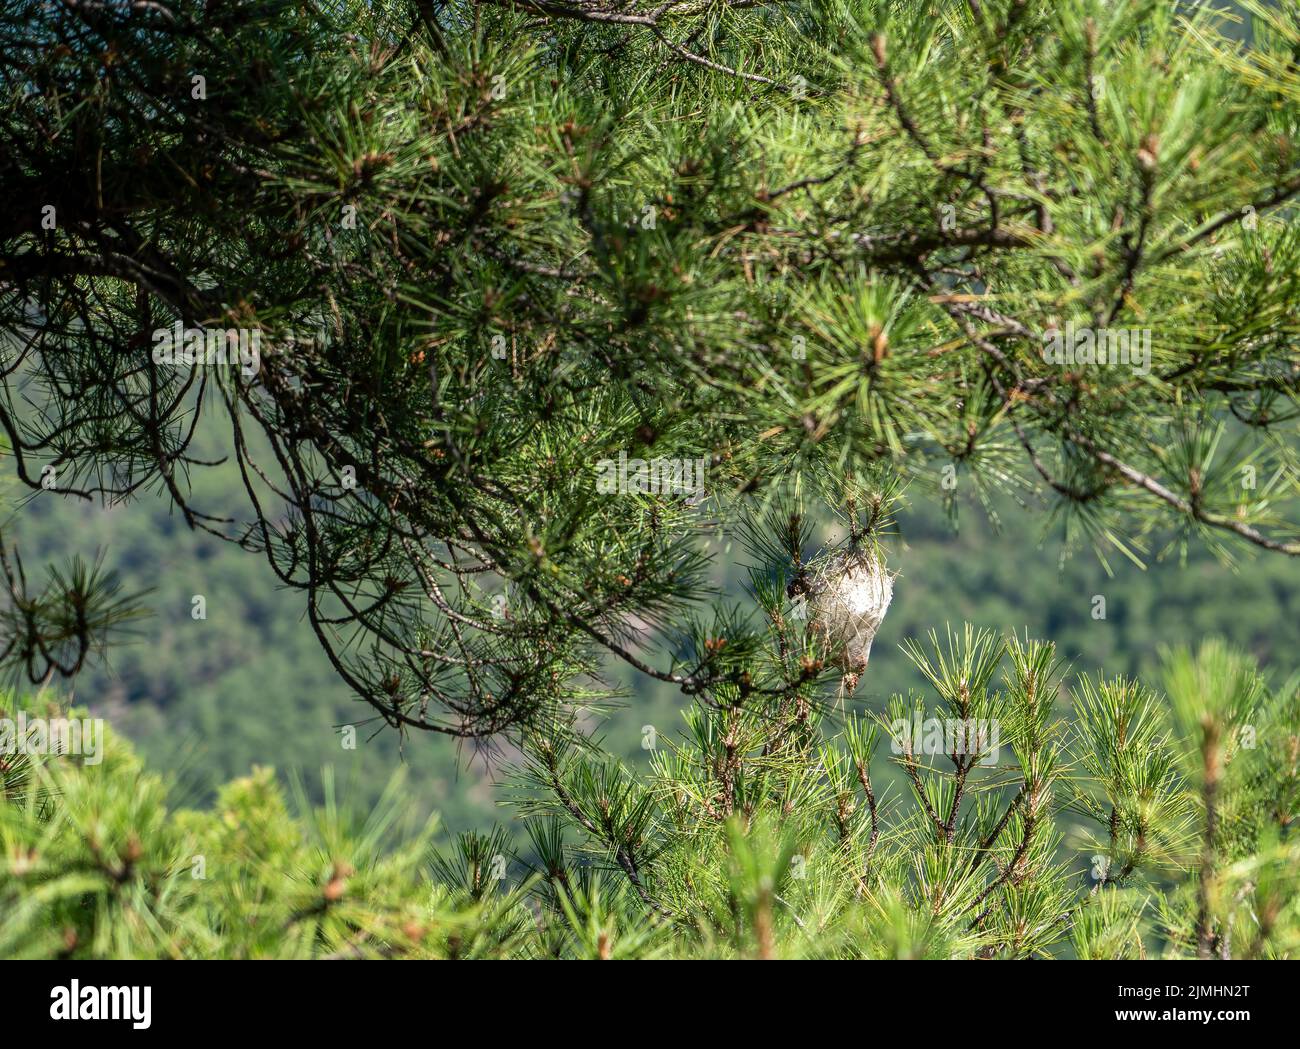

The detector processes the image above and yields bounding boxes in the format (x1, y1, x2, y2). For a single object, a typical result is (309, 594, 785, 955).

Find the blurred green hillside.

(9, 430, 1300, 834)
(7, 441, 501, 833)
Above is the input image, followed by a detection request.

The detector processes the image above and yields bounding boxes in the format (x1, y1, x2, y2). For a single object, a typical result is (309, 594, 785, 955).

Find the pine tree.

(2, 0, 1300, 958)
(5, 0, 1300, 733)
(3, 626, 1298, 958)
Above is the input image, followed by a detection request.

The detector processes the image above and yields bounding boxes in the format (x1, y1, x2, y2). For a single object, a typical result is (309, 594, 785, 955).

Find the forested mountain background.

(13, 421, 1300, 836)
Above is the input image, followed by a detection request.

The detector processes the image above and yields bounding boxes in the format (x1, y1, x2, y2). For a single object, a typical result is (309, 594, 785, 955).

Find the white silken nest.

(806, 548, 894, 679)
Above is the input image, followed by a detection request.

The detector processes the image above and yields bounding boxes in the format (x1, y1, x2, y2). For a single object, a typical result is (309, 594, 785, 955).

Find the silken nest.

(803, 546, 895, 695)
